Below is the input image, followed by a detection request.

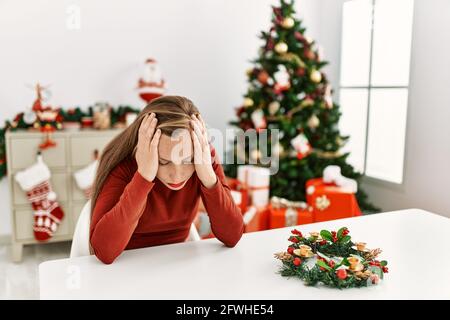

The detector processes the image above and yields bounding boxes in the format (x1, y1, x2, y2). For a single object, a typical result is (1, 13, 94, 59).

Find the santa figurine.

(137, 58, 166, 103)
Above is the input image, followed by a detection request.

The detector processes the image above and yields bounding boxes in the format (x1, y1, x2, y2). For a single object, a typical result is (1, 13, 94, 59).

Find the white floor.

(0, 241, 71, 300)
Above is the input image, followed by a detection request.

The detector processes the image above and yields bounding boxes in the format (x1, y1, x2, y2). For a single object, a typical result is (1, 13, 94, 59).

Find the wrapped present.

(237, 165, 270, 208)
(225, 177, 249, 213)
(243, 206, 271, 233)
(269, 196, 314, 229)
(306, 177, 361, 223)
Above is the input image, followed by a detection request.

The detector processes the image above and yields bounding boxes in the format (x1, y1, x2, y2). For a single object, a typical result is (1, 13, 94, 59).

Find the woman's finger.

(190, 119, 206, 147)
(193, 114, 206, 136)
(150, 128, 161, 150)
(191, 115, 208, 146)
(147, 116, 158, 140)
(196, 115, 210, 146)
(190, 130, 202, 163)
(139, 113, 152, 134)
(197, 114, 207, 132)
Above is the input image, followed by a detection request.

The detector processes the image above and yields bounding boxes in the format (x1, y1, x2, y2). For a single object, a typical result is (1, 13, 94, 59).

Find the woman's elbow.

(224, 224, 244, 248)
(92, 247, 118, 265)
(90, 238, 119, 265)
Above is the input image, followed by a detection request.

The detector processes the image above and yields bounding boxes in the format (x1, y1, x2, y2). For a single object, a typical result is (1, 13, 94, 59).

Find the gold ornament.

(281, 17, 295, 29)
(268, 101, 280, 115)
(293, 245, 314, 258)
(246, 68, 254, 77)
(243, 97, 254, 107)
(310, 69, 322, 83)
(347, 256, 364, 272)
(274, 42, 288, 54)
(309, 231, 320, 238)
(315, 195, 330, 211)
(250, 149, 261, 161)
(314, 149, 342, 159)
(307, 114, 320, 129)
(300, 98, 314, 108)
(280, 53, 305, 67)
(272, 143, 284, 156)
(355, 242, 367, 251)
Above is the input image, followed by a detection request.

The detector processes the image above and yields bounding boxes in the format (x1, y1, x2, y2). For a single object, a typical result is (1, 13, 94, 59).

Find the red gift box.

(268, 197, 314, 229)
(306, 178, 361, 222)
(226, 177, 249, 214)
(243, 206, 271, 233)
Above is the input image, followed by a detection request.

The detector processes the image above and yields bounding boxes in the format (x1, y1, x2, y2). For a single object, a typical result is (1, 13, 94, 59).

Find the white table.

(39, 209, 450, 299)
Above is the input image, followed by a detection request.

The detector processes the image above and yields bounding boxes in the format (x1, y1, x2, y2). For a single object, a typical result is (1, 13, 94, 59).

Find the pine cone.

(363, 248, 382, 260)
(274, 252, 293, 261)
(354, 270, 372, 280)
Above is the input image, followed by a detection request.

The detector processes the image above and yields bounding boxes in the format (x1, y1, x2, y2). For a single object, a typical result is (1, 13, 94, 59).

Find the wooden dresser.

(5, 129, 122, 262)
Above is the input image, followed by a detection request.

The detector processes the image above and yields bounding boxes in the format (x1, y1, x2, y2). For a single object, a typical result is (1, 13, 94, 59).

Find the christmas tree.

(224, 0, 379, 212)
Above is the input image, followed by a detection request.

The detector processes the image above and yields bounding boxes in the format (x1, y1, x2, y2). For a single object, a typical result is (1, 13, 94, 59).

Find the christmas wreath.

(274, 227, 388, 289)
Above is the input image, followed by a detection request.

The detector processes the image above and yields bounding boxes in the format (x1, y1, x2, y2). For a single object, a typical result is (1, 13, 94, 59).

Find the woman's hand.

(136, 113, 161, 182)
(190, 114, 217, 189)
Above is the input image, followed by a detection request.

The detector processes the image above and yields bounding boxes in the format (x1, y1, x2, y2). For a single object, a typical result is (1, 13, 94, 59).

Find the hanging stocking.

(14, 154, 65, 241)
(74, 150, 99, 199)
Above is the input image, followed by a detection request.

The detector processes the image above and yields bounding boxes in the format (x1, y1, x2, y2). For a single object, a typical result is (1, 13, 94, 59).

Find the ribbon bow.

(323, 165, 357, 193)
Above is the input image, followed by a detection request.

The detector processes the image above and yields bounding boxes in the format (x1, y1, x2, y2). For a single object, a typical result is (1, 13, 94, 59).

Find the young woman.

(89, 96, 244, 264)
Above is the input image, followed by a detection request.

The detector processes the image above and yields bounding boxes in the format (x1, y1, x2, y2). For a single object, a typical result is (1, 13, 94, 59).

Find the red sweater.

(90, 147, 244, 264)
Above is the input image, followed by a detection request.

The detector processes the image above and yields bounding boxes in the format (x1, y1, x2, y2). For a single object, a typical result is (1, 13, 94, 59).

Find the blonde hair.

(91, 95, 200, 211)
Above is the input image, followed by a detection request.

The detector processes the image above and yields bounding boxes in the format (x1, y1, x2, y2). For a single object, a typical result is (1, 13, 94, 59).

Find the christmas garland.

(274, 227, 388, 288)
(0, 104, 140, 180)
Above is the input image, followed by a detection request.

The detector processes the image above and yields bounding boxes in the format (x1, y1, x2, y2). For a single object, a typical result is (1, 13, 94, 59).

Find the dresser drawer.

(70, 136, 113, 167)
(12, 172, 68, 205)
(14, 204, 70, 241)
(9, 137, 66, 170)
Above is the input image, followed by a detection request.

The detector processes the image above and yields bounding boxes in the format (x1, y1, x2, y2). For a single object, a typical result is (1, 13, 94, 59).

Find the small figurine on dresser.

(27, 83, 63, 149)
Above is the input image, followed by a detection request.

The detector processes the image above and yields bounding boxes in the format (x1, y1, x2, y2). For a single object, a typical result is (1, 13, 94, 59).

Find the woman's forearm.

(200, 179, 244, 247)
(90, 171, 154, 264)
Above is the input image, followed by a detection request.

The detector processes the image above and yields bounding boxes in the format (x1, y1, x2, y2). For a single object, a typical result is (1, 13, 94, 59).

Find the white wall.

(0, 0, 321, 236)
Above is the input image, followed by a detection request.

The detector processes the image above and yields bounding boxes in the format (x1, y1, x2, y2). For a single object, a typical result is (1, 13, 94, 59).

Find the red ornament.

(328, 260, 335, 268)
(287, 247, 294, 254)
(291, 229, 302, 237)
(319, 240, 327, 246)
(336, 269, 348, 280)
(266, 37, 274, 51)
(293, 257, 302, 266)
(304, 48, 316, 60)
(296, 67, 305, 77)
(257, 70, 270, 85)
(382, 266, 389, 273)
(294, 31, 305, 42)
(289, 236, 299, 243)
